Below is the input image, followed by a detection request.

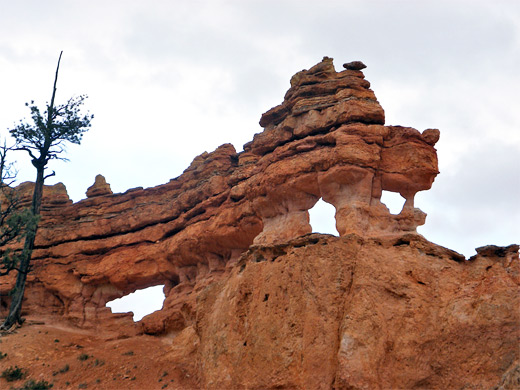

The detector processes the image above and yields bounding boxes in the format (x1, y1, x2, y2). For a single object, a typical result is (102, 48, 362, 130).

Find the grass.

(93, 359, 104, 367)
(1, 366, 27, 381)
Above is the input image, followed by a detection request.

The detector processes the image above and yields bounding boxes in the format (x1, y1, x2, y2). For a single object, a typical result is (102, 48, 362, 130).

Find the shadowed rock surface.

(0, 58, 517, 390)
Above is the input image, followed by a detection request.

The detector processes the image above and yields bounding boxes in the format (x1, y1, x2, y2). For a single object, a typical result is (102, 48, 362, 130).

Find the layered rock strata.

(85, 174, 112, 198)
(1, 57, 517, 389)
(1, 57, 440, 332)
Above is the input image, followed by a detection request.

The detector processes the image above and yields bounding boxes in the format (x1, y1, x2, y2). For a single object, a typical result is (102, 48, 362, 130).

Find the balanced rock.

(343, 60, 367, 70)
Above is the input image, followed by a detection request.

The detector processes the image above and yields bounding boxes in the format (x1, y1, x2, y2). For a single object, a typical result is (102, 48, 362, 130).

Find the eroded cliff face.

(0, 58, 518, 389)
(191, 234, 519, 389)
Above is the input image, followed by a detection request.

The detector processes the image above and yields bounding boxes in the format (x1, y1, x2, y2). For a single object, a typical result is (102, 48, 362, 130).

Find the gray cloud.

(418, 139, 520, 256)
(0, 0, 518, 257)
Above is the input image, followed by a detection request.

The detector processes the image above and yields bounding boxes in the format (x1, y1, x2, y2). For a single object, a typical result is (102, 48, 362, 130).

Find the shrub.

(1, 366, 27, 381)
(0, 351, 7, 360)
(16, 379, 53, 390)
(78, 354, 89, 361)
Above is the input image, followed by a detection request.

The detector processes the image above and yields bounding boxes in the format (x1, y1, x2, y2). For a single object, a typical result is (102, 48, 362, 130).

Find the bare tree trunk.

(0, 54, 62, 330)
(1, 167, 44, 329)
(0, 53, 63, 329)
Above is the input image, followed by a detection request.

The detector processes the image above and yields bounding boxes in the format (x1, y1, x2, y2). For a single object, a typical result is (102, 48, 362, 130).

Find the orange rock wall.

(1, 57, 440, 330)
(189, 234, 519, 389)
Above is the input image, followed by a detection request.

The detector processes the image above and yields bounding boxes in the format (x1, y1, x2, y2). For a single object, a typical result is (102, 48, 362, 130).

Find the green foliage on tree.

(10, 94, 92, 166)
(1, 51, 92, 330)
(0, 141, 37, 277)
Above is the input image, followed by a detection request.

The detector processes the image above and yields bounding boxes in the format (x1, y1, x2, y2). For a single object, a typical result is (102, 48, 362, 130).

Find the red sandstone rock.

(187, 234, 519, 389)
(0, 58, 517, 389)
(86, 174, 112, 198)
(13, 181, 72, 210)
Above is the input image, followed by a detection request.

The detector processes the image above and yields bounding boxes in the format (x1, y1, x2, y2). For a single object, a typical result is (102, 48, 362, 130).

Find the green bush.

(0, 351, 7, 359)
(15, 379, 53, 390)
(78, 354, 89, 361)
(1, 366, 27, 381)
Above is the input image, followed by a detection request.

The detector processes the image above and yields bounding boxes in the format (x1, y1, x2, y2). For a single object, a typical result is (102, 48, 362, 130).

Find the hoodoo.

(0, 58, 518, 390)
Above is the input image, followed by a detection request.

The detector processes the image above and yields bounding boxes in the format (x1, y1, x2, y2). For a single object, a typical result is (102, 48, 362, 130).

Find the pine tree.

(1, 51, 93, 329)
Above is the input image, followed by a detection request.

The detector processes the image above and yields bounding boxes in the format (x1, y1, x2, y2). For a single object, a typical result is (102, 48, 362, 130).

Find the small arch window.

(106, 284, 165, 322)
(309, 198, 339, 236)
(380, 191, 406, 215)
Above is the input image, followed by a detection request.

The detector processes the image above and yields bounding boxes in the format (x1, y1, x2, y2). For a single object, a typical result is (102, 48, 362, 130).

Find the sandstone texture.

(191, 234, 519, 389)
(0, 57, 518, 389)
(86, 174, 112, 198)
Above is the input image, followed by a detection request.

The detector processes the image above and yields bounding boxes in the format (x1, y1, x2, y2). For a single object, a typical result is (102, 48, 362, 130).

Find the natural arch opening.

(106, 284, 166, 322)
(309, 198, 339, 236)
(380, 190, 406, 215)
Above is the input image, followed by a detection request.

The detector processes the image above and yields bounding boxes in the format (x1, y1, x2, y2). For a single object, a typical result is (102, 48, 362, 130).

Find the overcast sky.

(1, 0, 518, 266)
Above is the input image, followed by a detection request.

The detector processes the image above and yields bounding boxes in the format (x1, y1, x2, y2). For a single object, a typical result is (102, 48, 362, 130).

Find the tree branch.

(47, 51, 63, 131)
(44, 171, 56, 180)
(14, 147, 38, 161)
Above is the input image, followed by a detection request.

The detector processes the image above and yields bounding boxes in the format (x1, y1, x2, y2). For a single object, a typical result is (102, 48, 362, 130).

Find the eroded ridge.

(1, 57, 439, 333)
(243, 56, 439, 243)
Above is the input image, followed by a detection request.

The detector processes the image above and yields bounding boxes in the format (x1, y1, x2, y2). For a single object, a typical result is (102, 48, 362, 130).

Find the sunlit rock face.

(1, 58, 516, 389)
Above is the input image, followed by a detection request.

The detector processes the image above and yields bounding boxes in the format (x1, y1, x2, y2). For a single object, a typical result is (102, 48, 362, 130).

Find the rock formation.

(0, 57, 518, 389)
(85, 174, 112, 198)
(191, 234, 519, 389)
